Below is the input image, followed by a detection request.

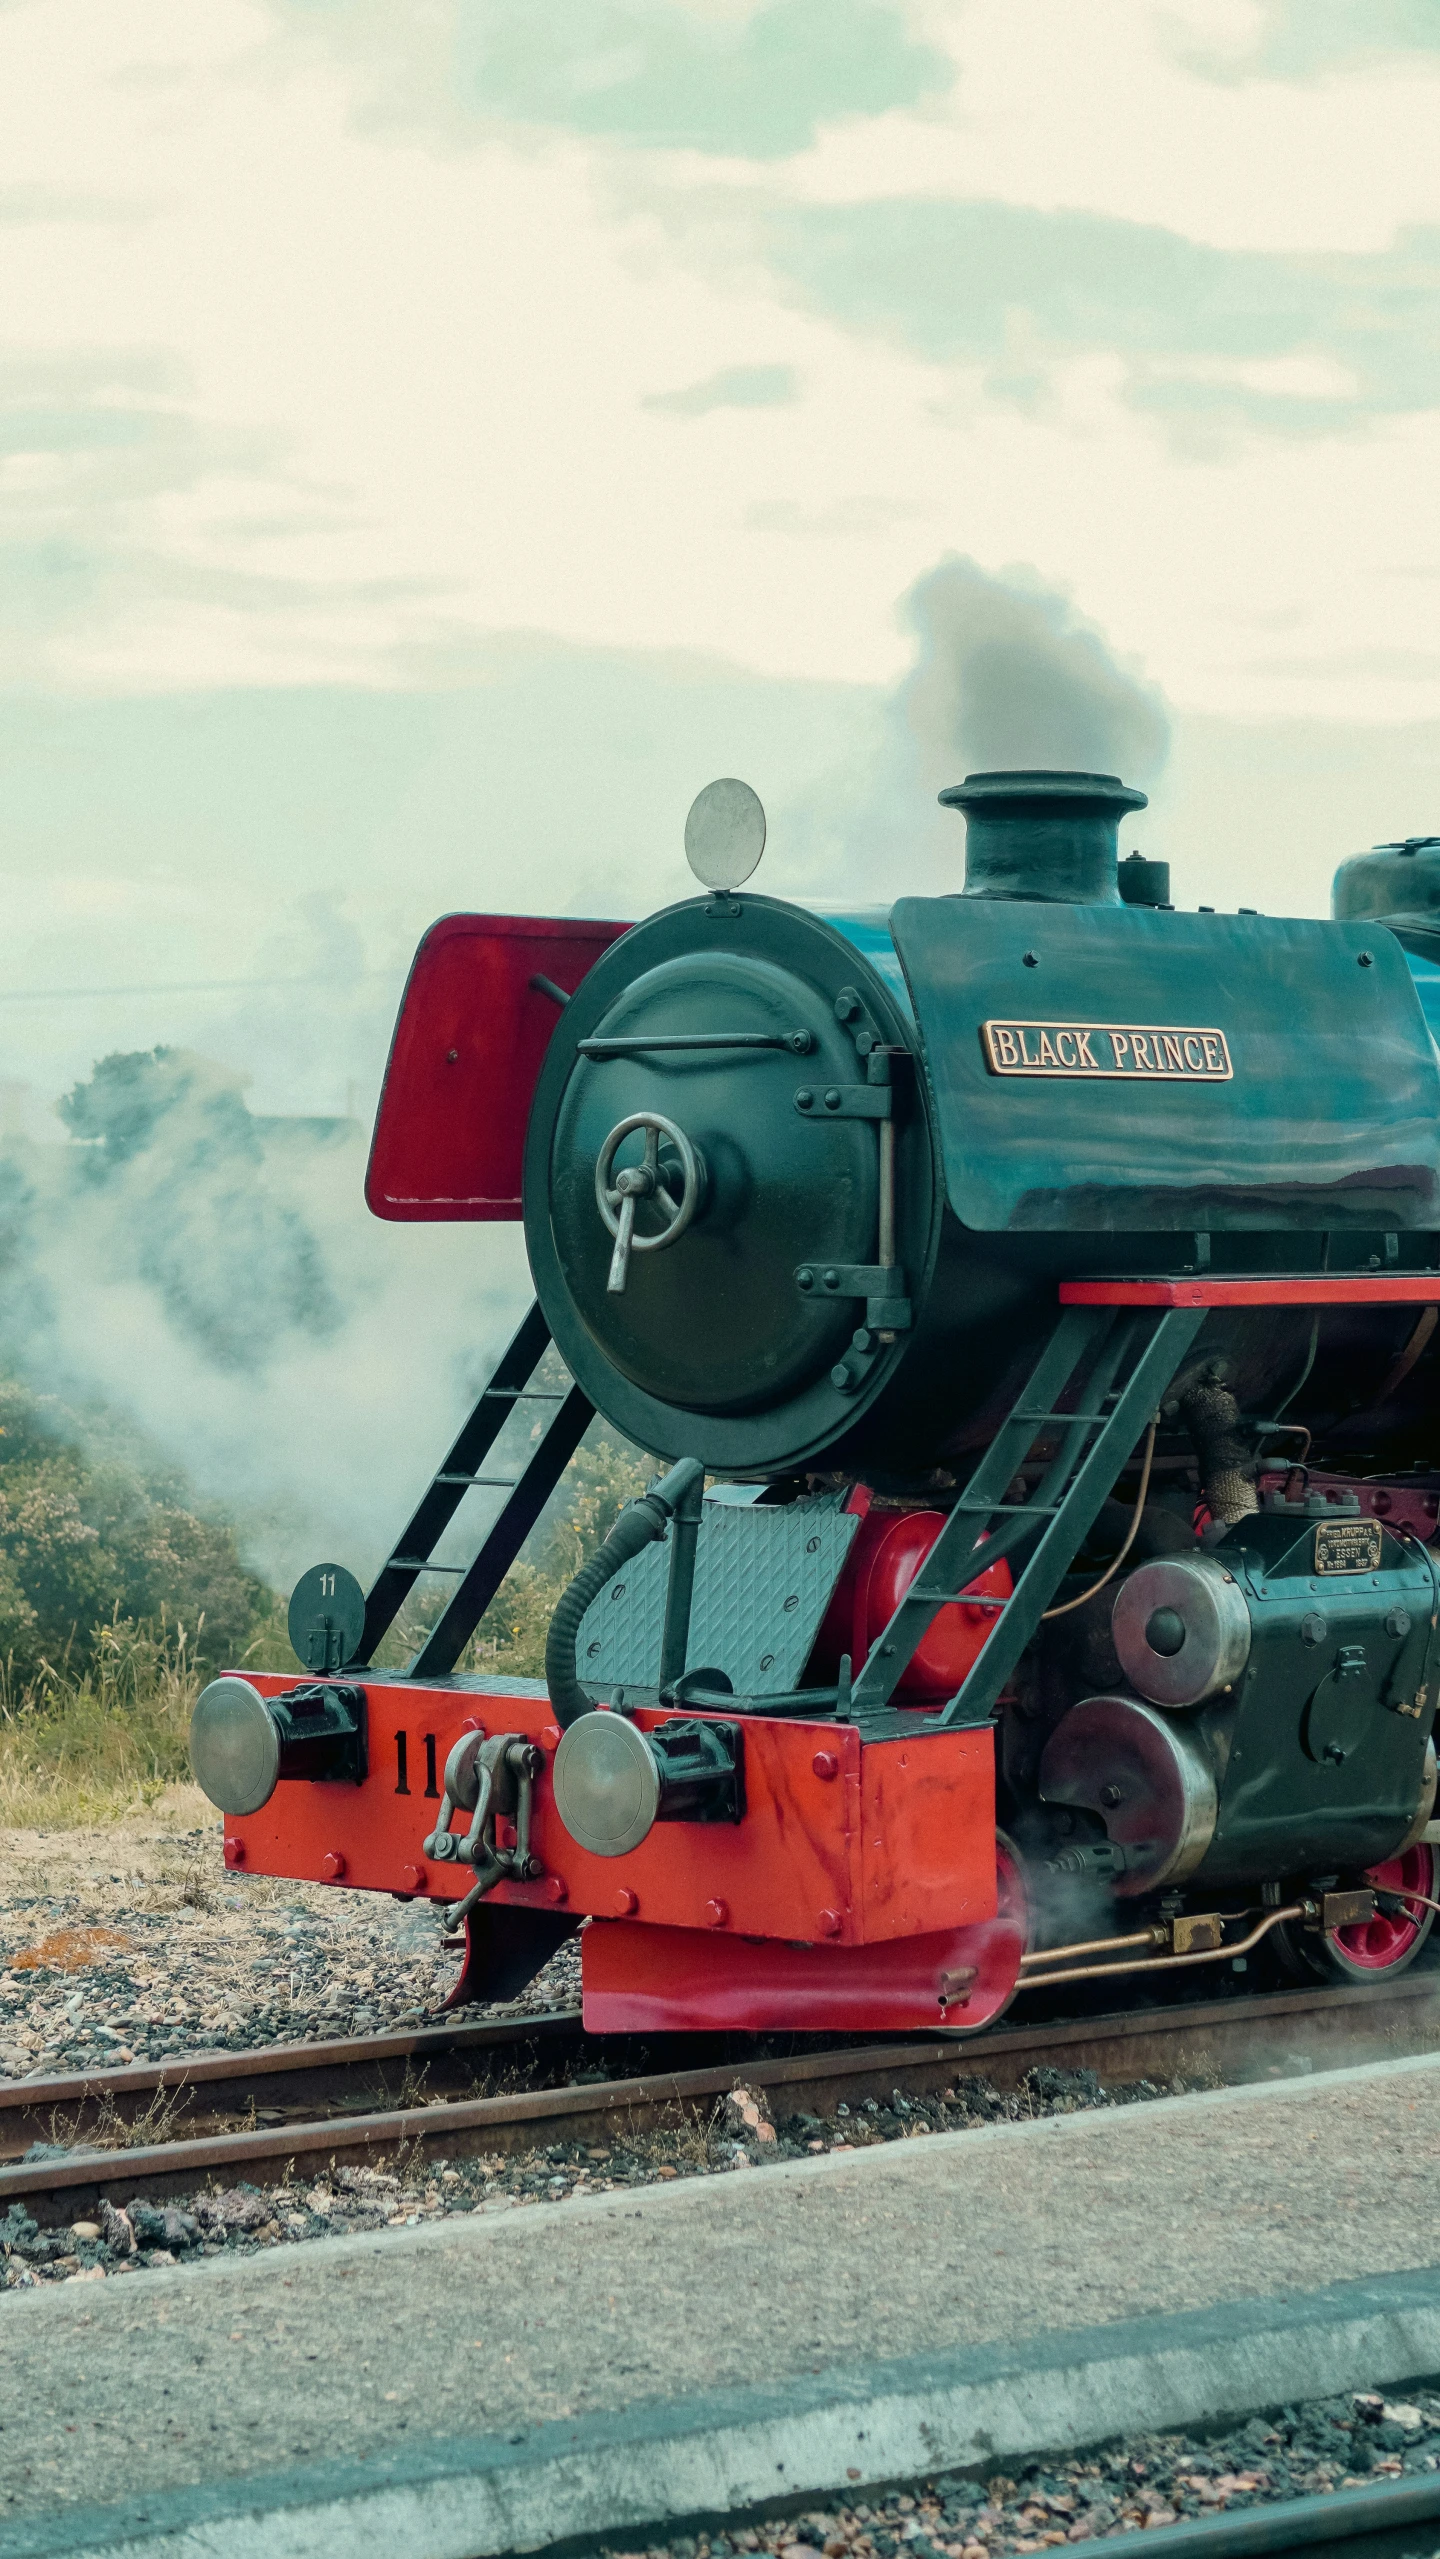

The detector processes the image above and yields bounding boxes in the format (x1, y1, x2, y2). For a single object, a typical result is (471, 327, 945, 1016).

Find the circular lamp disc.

(684, 777, 766, 891)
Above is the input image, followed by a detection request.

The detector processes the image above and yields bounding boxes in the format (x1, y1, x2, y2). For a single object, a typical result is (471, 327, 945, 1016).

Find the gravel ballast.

(3, 1795, 1232, 2291)
(0, 1796, 578, 2082)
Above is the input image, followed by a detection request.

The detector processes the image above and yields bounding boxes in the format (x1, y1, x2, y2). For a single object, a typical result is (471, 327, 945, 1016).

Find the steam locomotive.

(189, 771, 1440, 2033)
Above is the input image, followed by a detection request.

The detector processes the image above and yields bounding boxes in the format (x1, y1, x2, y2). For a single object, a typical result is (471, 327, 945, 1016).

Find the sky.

(3, 1, 1440, 1580)
(1, 0, 1438, 1128)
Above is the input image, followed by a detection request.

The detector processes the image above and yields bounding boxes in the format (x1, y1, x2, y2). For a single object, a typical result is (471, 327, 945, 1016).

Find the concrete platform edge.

(8, 2263, 1440, 2559)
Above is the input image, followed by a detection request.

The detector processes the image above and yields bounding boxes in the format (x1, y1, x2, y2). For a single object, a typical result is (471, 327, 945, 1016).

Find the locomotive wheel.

(1271, 1841, 1439, 1985)
(945, 1828, 1030, 2036)
(995, 1828, 1030, 1948)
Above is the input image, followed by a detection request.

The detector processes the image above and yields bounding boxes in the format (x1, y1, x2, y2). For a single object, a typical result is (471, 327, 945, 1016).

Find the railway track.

(5, 1968, 1439, 2221)
(1049, 2472, 1440, 2555)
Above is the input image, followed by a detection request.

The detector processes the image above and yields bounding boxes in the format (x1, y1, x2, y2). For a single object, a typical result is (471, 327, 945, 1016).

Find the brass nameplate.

(1314, 1518, 1383, 1575)
(982, 1020, 1232, 1080)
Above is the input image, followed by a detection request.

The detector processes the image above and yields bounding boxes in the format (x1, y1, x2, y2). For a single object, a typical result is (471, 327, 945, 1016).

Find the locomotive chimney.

(939, 768, 1148, 905)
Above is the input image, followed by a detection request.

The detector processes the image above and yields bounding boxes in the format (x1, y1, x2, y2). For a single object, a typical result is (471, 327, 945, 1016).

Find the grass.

(0, 1570, 585, 1835)
(0, 1420, 653, 1829)
(47, 2075, 196, 2154)
(0, 1435, 647, 1827)
(0, 1610, 205, 1828)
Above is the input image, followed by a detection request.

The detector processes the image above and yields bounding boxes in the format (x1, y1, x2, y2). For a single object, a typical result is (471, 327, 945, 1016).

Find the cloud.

(0, 352, 345, 684)
(767, 553, 1173, 911)
(1179, 0, 1440, 83)
(743, 492, 928, 535)
(740, 196, 1440, 445)
(0, 186, 155, 225)
(0, 638, 872, 1114)
(644, 361, 799, 416)
(271, 0, 948, 158)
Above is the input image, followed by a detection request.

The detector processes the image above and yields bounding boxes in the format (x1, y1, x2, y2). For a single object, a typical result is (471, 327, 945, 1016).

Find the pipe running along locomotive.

(189, 772, 1440, 2032)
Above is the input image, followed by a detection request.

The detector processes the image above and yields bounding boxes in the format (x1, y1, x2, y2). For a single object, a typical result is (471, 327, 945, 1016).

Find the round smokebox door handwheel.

(595, 1110, 705, 1296)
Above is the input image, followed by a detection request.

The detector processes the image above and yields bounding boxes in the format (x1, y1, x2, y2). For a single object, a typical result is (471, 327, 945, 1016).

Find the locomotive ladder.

(353, 1300, 594, 1679)
(849, 1301, 1207, 1728)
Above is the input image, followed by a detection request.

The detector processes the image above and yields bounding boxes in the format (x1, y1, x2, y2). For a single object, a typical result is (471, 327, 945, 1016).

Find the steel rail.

(1084, 2466, 1440, 2554)
(0, 2007, 586, 2161)
(6, 1968, 1440, 2220)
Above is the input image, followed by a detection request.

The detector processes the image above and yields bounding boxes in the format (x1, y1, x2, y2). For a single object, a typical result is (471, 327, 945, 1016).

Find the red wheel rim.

(1331, 1841, 1436, 1970)
(995, 1837, 1029, 1938)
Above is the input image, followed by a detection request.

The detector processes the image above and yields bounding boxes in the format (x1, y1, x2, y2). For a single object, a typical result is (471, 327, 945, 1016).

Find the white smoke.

(900, 555, 1172, 788)
(0, 1050, 532, 1596)
(781, 554, 1172, 903)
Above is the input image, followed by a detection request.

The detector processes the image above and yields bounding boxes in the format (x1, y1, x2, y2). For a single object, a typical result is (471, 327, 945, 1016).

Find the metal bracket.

(795, 1263, 912, 1331)
(264, 1683, 369, 1786)
(794, 1083, 891, 1120)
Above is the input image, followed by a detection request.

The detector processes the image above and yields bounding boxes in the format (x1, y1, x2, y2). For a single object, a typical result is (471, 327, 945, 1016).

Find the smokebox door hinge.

(795, 1264, 912, 1331)
(794, 1083, 891, 1120)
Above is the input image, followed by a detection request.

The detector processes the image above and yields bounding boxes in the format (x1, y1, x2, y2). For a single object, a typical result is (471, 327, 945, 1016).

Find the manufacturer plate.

(982, 1020, 1232, 1080)
(1314, 1518, 1383, 1575)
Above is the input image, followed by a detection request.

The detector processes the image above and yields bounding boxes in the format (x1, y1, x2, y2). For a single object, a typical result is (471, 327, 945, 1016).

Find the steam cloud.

(784, 553, 1172, 902)
(899, 555, 1172, 787)
(0, 1049, 532, 1598)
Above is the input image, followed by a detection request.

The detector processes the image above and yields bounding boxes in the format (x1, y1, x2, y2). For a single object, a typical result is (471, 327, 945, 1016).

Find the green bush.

(0, 1366, 656, 1822)
(0, 1611, 205, 1823)
(0, 1378, 271, 1692)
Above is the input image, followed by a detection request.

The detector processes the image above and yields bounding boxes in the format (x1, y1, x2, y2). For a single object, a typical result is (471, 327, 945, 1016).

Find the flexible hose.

(544, 1457, 705, 1728)
(1041, 1416, 1158, 1621)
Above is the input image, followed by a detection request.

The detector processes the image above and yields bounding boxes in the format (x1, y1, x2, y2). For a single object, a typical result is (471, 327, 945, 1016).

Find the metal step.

(354, 1300, 594, 1676)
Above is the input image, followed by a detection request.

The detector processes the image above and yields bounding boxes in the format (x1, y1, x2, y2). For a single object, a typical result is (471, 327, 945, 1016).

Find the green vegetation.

(0, 1377, 280, 1822)
(0, 1373, 650, 1825)
(0, 1611, 220, 1827)
(0, 1380, 271, 1691)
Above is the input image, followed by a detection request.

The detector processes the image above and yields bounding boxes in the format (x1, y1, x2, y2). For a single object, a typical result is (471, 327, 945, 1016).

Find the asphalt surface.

(4, 2052, 1440, 2535)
